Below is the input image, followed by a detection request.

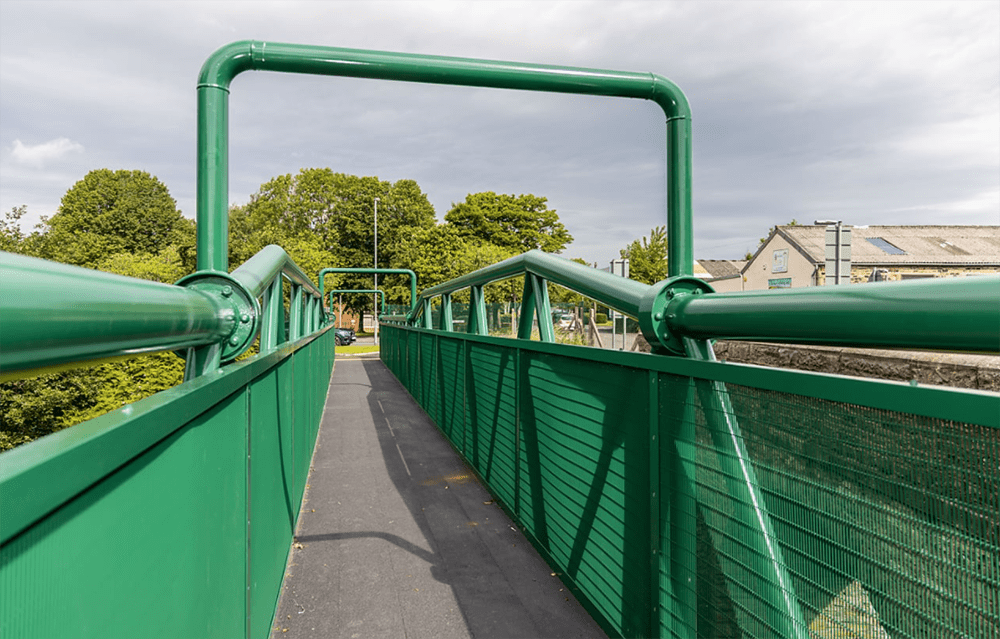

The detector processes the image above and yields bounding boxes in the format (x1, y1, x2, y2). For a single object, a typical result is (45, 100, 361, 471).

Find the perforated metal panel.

(381, 325, 999, 639)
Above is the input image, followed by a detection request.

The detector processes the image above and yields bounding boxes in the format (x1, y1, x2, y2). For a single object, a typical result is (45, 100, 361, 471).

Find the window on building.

(865, 237, 907, 255)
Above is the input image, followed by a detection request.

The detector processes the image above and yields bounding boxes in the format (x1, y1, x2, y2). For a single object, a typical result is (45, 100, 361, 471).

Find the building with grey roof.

(694, 259, 747, 292)
(742, 225, 1000, 290)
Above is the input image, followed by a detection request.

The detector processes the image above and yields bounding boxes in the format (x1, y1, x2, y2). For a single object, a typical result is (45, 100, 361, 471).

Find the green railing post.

(421, 298, 433, 329)
(440, 294, 454, 332)
(517, 276, 537, 340)
(467, 286, 488, 335)
(513, 273, 554, 342)
(289, 285, 302, 341)
(261, 276, 283, 351)
(532, 275, 555, 343)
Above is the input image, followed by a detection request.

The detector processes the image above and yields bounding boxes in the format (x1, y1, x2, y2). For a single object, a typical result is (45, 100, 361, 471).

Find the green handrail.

(406, 250, 1000, 355)
(417, 249, 648, 318)
(178, 245, 324, 377)
(668, 275, 1000, 353)
(197, 41, 693, 277)
(0, 245, 327, 382)
(229, 244, 321, 299)
(0, 252, 231, 382)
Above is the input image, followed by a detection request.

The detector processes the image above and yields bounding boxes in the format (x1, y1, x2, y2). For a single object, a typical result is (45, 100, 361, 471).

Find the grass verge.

(336, 344, 380, 355)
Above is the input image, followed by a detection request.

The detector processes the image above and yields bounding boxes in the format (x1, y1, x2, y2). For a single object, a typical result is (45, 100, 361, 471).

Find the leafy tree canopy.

(37, 169, 193, 269)
(235, 169, 437, 306)
(2, 170, 193, 451)
(444, 192, 572, 254)
(1, 206, 29, 254)
(396, 225, 515, 300)
(621, 225, 669, 285)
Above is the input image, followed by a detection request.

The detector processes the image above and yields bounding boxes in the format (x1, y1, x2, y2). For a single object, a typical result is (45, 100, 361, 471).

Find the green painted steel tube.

(440, 294, 454, 331)
(230, 244, 321, 299)
(318, 267, 418, 313)
(198, 41, 692, 275)
(327, 289, 386, 316)
(420, 249, 650, 318)
(685, 337, 809, 638)
(667, 275, 1000, 353)
(0, 252, 233, 380)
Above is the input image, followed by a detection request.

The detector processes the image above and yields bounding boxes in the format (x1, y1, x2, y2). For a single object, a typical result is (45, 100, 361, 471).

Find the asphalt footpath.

(270, 357, 607, 639)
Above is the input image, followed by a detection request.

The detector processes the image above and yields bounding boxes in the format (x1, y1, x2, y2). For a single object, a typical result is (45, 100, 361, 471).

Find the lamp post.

(374, 197, 379, 346)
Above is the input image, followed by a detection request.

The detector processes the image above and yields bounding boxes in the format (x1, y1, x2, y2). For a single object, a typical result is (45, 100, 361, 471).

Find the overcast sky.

(2, 1, 997, 265)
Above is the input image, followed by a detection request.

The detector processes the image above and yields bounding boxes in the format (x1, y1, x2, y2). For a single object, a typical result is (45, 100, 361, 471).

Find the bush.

(596, 313, 608, 324)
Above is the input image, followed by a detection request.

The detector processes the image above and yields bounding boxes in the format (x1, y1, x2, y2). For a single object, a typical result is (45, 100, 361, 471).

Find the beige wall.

(707, 276, 744, 293)
(743, 236, 817, 290)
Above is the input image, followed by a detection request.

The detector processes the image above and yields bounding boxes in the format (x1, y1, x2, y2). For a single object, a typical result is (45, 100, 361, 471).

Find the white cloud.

(9, 138, 84, 168)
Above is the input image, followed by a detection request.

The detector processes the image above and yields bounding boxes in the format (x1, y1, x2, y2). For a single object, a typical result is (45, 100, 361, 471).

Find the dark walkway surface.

(271, 357, 607, 639)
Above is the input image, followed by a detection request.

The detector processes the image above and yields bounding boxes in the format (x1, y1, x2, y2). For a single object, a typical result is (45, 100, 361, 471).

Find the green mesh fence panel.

(683, 382, 999, 639)
(520, 351, 652, 637)
(466, 343, 518, 507)
(379, 326, 999, 639)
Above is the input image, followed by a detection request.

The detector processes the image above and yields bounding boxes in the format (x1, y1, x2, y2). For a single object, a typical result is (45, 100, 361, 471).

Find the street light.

(374, 197, 379, 346)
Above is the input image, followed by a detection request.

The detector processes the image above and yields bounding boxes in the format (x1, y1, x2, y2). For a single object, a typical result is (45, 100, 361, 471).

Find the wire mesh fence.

(380, 324, 999, 639)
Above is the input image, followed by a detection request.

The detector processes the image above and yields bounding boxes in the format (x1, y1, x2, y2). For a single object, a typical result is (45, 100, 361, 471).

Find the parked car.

(556, 314, 576, 330)
(335, 327, 356, 346)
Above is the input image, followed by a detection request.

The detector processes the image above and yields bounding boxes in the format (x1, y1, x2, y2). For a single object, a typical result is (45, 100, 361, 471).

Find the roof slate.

(778, 225, 1000, 265)
(696, 259, 747, 278)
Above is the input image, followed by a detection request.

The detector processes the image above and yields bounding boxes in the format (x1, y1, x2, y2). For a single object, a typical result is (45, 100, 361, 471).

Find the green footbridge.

(1, 42, 997, 639)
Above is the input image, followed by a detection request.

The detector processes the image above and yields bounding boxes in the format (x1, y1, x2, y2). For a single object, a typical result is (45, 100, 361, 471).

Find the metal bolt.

(654, 312, 663, 321)
(229, 336, 240, 346)
(667, 313, 676, 321)
(665, 290, 675, 299)
(693, 289, 703, 295)
(222, 286, 233, 297)
(240, 313, 251, 323)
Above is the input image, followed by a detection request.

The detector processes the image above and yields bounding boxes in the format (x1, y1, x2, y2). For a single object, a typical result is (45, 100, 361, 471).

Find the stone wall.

(712, 341, 1000, 392)
(816, 264, 1000, 285)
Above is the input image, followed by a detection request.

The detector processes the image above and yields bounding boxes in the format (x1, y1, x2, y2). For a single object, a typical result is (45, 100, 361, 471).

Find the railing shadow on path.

(271, 358, 606, 639)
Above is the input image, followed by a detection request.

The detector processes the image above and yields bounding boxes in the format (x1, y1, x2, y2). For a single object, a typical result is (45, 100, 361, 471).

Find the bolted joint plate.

(638, 275, 714, 355)
(175, 272, 260, 362)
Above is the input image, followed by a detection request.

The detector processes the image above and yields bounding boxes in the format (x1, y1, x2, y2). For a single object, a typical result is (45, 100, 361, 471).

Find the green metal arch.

(196, 41, 693, 277)
(318, 267, 418, 316)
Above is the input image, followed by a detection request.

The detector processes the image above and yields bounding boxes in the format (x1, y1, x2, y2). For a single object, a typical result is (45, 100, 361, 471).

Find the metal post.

(374, 196, 379, 346)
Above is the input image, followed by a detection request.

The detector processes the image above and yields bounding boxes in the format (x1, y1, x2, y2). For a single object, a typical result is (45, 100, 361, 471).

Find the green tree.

(1, 206, 27, 253)
(444, 192, 572, 254)
(36, 169, 193, 268)
(621, 226, 669, 285)
(396, 226, 507, 290)
(1, 171, 193, 451)
(236, 169, 437, 306)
